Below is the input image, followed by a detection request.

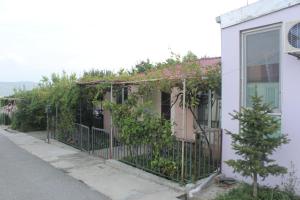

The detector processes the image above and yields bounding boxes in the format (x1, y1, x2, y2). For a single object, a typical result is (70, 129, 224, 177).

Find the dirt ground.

(192, 180, 238, 200)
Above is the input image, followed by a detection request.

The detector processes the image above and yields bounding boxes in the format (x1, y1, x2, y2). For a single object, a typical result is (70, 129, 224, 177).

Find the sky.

(0, 0, 257, 82)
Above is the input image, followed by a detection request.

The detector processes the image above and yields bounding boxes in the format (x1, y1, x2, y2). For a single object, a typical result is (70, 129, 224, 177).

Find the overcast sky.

(0, 0, 257, 82)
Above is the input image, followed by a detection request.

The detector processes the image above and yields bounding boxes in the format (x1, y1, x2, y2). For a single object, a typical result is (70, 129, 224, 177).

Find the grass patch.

(215, 184, 300, 200)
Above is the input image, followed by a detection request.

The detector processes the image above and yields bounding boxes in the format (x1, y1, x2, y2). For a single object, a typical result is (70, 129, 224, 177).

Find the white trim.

(217, 0, 300, 29)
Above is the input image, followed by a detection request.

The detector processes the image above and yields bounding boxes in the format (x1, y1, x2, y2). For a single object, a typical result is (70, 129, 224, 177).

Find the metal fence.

(0, 112, 11, 125)
(89, 126, 222, 183)
(91, 127, 110, 158)
(51, 123, 222, 183)
(53, 123, 90, 152)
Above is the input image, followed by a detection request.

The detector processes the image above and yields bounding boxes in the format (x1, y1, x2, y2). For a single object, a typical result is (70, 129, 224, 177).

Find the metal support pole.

(208, 90, 212, 129)
(181, 78, 186, 182)
(79, 86, 82, 124)
(110, 84, 113, 159)
(88, 128, 90, 154)
(80, 126, 83, 150)
(47, 112, 50, 144)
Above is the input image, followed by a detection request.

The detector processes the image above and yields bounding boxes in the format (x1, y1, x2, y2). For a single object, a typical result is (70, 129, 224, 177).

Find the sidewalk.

(0, 127, 184, 200)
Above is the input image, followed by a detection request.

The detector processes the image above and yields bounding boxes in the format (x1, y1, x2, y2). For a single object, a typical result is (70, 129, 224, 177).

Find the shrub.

(226, 93, 289, 197)
(215, 184, 300, 200)
(150, 157, 177, 177)
(11, 72, 79, 133)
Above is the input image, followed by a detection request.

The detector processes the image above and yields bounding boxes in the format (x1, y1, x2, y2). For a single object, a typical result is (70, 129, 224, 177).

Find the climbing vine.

(104, 91, 176, 176)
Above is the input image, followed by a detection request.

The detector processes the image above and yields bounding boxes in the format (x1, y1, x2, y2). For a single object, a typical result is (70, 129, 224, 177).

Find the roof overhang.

(216, 0, 300, 29)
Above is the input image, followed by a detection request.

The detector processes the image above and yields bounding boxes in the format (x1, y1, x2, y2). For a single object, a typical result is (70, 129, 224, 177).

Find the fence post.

(219, 129, 223, 172)
(91, 127, 94, 154)
(109, 84, 113, 159)
(80, 126, 83, 151)
(208, 89, 212, 129)
(181, 78, 186, 182)
(55, 104, 58, 139)
(88, 127, 90, 154)
(46, 110, 50, 144)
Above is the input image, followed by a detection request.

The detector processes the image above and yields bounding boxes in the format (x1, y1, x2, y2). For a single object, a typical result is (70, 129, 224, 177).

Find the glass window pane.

(245, 28, 280, 111)
(161, 92, 171, 120)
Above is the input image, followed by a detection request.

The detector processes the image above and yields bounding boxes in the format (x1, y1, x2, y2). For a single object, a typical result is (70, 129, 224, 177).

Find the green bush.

(104, 93, 174, 155)
(150, 157, 177, 177)
(11, 72, 79, 132)
(104, 91, 176, 178)
(215, 184, 300, 200)
(11, 89, 48, 131)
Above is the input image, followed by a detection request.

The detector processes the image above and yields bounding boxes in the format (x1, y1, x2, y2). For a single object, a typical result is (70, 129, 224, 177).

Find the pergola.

(77, 75, 218, 180)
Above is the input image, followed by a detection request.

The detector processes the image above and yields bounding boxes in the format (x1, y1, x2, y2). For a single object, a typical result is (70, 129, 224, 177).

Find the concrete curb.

(106, 159, 185, 193)
(187, 172, 219, 199)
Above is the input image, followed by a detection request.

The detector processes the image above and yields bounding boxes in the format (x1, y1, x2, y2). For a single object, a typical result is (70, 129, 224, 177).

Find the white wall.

(221, 4, 300, 192)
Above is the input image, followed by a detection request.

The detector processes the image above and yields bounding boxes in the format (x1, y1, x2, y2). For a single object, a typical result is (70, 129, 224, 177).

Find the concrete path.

(0, 127, 183, 200)
(0, 131, 109, 200)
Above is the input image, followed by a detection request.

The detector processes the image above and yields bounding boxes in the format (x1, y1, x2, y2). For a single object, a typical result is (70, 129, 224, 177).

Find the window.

(161, 92, 171, 120)
(116, 87, 128, 104)
(197, 93, 208, 127)
(197, 93, 221, 128)
(242, 25, 281, 113)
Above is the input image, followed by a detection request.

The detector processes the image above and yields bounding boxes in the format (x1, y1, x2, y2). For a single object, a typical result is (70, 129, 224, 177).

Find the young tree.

(226, 94, 289, 198)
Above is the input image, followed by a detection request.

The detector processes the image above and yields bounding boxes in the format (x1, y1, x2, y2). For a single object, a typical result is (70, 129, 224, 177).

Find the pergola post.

(181, 78, 186, 182)
(110, 84, 113, 159)
(208, 89, 212, 129)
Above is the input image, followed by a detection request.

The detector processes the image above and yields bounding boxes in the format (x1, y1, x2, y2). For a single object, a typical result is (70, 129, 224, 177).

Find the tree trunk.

(253, 173, 258, 198)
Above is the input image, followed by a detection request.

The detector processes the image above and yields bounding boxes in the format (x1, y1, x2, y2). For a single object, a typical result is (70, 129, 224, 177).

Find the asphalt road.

(0, 133, 110, 200)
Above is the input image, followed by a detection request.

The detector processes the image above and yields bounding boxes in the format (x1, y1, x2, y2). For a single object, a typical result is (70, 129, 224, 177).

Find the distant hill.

(0, 82, 37, 97)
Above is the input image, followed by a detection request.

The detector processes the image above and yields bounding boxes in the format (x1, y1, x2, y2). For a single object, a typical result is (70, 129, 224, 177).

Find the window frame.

(241, 23, 282, 116)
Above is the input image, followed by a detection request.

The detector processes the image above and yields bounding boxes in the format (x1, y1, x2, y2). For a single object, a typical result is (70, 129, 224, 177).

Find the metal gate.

(53, 123, 90, 152)
(91, 127, 110, 159)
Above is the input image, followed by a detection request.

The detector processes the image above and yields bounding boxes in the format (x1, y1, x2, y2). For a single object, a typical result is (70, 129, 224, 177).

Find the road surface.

(0, 132, 110, 200)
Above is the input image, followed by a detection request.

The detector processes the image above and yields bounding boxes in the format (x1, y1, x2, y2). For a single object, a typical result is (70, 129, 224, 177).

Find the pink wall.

(103, 92, 112, 132)
(171, 87, 195, 140)
(101, 87, 197, 141)
(221, 4, 300, 192)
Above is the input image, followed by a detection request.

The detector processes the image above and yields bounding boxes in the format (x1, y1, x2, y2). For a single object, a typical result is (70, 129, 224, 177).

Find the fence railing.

(89, 126, 222, 183)
(52, 124, 222, 183)
(0, 112, 11, 125)
(91, 127, 110, 158)
(54, 123, 90, 152)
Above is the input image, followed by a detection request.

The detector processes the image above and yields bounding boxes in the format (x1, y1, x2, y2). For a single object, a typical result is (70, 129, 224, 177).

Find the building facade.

(217, 0, 300, 192)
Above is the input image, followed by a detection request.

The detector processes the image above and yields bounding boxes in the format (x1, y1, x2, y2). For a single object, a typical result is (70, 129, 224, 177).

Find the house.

(75, 57, 222, 183)
(78, 57, 221, 141)
(217, 0, 300, 192)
